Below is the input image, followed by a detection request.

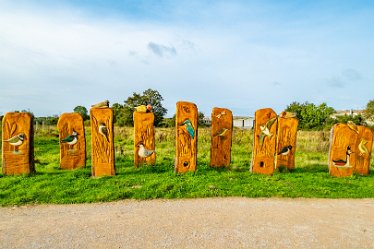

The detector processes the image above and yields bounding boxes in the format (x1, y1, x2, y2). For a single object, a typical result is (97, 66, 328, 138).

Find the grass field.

(1, 126, 374, 206)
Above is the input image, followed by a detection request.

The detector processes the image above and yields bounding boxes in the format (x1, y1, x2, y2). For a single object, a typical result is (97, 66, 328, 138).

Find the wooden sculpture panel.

(2, 112, 35, 175)
(175, 101, 198, 173)
(57, 113, 86, 170)
(133, 112, 156, 167)
(275, 114, 298, 170)
(210, 107, 233, 168)
(355, 126, 373, 175)
(90, 108, 115, 177)
(329, 123, 373, 177)
(250, 108, 278, 175)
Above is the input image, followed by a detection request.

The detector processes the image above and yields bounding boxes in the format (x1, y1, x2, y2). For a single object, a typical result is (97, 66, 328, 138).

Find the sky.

(0, 0, 373, 117)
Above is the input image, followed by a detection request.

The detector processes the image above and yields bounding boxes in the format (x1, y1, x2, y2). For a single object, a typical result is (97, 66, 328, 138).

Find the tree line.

(285, 102, 367, 130)
(3, 88, 374, 131)
(72, 89, 209, 128)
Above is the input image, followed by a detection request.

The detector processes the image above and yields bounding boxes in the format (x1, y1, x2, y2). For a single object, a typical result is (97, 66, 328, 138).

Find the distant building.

(331, 109, 364, 119)
(233, 116, 254, 129)
(202, 117, 211, 126)
(331, 109, 374, 126)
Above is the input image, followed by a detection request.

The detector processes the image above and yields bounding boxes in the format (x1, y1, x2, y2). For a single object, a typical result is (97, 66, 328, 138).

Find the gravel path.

(1, 198, 374, 249)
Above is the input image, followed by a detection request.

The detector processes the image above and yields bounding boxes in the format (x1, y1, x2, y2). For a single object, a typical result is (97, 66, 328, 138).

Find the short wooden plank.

(329, 123, 373, 177)
(57, 113, 86, 170)
(133, 112, 156, 168)
(329, 124, 356, 177)
(210, 107, 233, 168)
(2, 112, 35, 175)
(250, 108, 278, 175)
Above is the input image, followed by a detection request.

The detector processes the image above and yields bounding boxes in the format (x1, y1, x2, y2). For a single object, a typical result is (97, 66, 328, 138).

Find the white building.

(331, 109, 364, 118)
(233, 116, 254, 129)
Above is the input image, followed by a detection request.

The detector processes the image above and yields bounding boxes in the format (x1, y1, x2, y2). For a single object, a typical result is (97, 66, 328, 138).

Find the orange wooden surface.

(355, 126, 373, 175)
(175, 101, 198, 173)
(329, 124, 373, 177)
(275, 116, 298, 170)
(2, 112, 35, 175)
(90, 108, 115, 177)
(57, 113, 86, 170)
(210, 107, 233, 168)
(133, 112, 156, 167)
(251, 108, 278, 175)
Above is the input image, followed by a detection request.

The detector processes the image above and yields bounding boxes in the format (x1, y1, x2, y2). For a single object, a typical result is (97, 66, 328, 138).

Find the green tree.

(364, 99, 374, 123)
(73, 106, 89, 120)
(285, 101, 335, 130)
(159, 114, 175, 127)
(335, 114, 365, 126)
(35, 116, 59, 126)
(112, 103, 132, 127)
(123, 89, 167, 126)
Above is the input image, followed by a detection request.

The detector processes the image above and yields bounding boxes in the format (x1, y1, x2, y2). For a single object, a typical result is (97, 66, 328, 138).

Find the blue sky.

(0, 0, 373, 117)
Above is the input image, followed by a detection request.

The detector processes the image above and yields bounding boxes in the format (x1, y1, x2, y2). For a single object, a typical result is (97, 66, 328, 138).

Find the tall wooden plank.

(90, 107, 115, 177)
(133, 112, 156, 168)
(329, 123, 373, 177)
(210, 107, 233, 168)
(354, 126, 373, 175)
(57, 113, 86, 170)
(329, 124, 355, 177)
(175, 101, 198, 173)
(275, 113, 298, 170)
(250, 108, 278, 175)
(2, 112, 35, 175)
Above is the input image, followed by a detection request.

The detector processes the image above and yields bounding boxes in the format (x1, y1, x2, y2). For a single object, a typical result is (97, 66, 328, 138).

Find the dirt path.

(1, 198, 374, 249)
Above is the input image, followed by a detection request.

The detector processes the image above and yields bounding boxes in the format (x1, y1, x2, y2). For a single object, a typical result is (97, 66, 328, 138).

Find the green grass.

(1, 126, 374, 206)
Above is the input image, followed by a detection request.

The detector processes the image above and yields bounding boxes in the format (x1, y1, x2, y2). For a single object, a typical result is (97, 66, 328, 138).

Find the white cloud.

(147, 42, 177, 57)
(0, 1, 373, 116)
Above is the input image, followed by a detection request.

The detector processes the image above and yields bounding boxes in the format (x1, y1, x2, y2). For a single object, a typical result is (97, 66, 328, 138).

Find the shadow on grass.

(208, 167, 231, 173)
(293, 164, 328, 174)
(117, 164, 173, 176)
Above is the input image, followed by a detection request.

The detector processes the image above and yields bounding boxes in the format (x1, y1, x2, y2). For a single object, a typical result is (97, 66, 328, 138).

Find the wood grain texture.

(2, 112, 35, 175)
(57, 113, 86, 170)
(90, 108, 115, 177)
(133, 112, 156, 168)
(250, 108, 278, 175)
(175, 101, 198, 173)
(354, 126, 373, 175)
(210, 107, 233, 168)
(329, 124, 373, 177)
(275, 116, 298, 170)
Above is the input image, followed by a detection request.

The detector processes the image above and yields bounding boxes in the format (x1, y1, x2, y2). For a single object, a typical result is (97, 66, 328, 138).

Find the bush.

(286, 102, 335, 130)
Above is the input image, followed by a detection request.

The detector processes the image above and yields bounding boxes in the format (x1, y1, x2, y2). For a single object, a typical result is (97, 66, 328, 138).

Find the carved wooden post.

(175, 101, 198, 173)
(354, 126, 373, 175)
(57, 113, 86, 170)
(275, 112, 298, 170)
(210, 107, 233, 168)
(133, 112, 156, 168)
(250, 108, 278, 175)
(90, 107, 115, 177)
(329, 123, 373, 177)
(2, 112, 35, 175)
